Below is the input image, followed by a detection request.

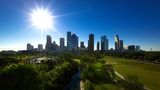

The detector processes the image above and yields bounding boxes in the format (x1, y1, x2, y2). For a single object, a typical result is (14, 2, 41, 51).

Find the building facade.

(88, 34, 94, 52)
(67, 32, 78, 51)
(119, 40, 123, 51)
(27, 43, 33, 50)
(38, 44, 43, 52)
(97, 41, 99, 51)
(115, 34, 119, 51)
(45, 35, 53, 51)
(136, 46, 140, 51)
(101, 35, 109, 51)
(60, 38, 65, 51)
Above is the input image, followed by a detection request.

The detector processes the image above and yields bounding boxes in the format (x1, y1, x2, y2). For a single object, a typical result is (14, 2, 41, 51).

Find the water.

(63, 67, 81, 90)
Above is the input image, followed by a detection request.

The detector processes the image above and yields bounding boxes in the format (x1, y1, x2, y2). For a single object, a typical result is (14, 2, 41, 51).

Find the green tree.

(119, 74, 145, 90)
(0, 64, 41, 90)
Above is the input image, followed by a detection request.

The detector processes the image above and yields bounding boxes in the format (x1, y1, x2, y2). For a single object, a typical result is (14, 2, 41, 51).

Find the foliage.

(58, 53, 73, 62)
(81, 62, 115, 84)
(0, 64, 41, 90)
(118, 75, 145, 90)
(105, 52, 160, 62)
(41, 61, 78, 90)
(85, 80, 95, 90)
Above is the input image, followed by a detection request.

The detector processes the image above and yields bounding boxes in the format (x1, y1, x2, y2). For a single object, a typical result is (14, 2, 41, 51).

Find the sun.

(30, 8, 54, 30)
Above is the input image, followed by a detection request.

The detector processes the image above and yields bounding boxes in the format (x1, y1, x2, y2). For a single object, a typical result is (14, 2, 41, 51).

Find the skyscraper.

(80, 42, 85, 48)
(27, 43, 33, 50)
(60, 38, 65, 51)
(101, 35, 109, 51)
(38, 44, 43, 52)
(45, 35, 53, 51)
(136, 46, 140, 51)
(88, 34, 94, 52)
(67, 31, 78, 51)
(67, 32, 71, 51)
(71, 34, 78, 51)
(119, 40, 123, 51)
(97, 41, 99, 51)
(115, 34, 119, 51)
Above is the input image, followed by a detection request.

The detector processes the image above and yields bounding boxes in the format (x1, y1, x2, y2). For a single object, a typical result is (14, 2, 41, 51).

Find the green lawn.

(104, 57, 160, 90)
(95, 84, 119, 90)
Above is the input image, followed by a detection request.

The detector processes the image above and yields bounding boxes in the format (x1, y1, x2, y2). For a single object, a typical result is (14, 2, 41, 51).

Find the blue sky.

(0, 0, 160, 51)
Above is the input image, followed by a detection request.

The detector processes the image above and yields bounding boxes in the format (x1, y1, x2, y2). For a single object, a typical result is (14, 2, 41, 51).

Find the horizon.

(0, 0, 160, 51)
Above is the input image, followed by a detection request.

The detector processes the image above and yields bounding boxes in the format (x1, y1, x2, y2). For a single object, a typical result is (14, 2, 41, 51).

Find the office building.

(67, 31, 78, 51)
(60, 38, 65, 51)
(53, 41, 58, 50)
(45, 35, 53, 51)
(38, 44, 43, 52)
(115, 34, 119, 51)
(125, 45, 135, 51)
(119, 40, 123, 50)
(27, 43, 33, 50)
(97, 41, 99, 51)
(80, 42, 85, 48)
(88, 34, 94, 52)
(67, 32, 72, 51)
(71, 34, 78, 51)
(136, 46, 140, 51)
(101, 35, 109, 51)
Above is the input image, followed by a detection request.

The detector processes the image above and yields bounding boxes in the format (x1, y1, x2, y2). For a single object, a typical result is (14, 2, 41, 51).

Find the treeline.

(0, 53, 78, 90)
(104, 52, 160, 62)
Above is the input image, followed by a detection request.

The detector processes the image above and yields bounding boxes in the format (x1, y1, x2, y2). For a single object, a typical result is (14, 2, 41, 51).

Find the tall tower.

(71, 34, 78, 51)
(119, 40, 123, 51)
(80, 42, 85, 48)
(97, 41, 99, 51)
(88, 34, 94, 52)
(60, 38, 65, 51)
(115, 34, 119, 51)
(45, 35, 53, 51)
(38, 44, 43, 51)
(67, 32, 71, 51)
(101, 35, 109, 51)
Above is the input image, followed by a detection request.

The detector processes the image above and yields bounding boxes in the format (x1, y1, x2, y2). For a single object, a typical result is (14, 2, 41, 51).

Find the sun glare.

(30, 8, 54, 30)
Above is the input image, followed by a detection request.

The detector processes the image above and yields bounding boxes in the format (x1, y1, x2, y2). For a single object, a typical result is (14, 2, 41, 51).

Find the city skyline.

(0, 0, 160, 51)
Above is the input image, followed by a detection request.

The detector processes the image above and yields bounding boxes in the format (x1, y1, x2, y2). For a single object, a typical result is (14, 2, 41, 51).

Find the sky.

(0, 0, 160, 51)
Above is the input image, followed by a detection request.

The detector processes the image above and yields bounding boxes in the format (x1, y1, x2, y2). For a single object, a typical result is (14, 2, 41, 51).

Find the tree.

(0, 64, 41, 90)
(119, 74, 145, 90)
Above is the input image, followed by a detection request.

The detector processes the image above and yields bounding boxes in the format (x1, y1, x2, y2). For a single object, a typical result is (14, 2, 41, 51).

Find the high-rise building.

(101, 35, 109, 51)
(88, 34, 94, 52)
(97, 41, 99, 51)
(67, 32, 72, 51)
(125, 45, 135, 51)
(27, 43, 33, 50)
(115, 34, 119, 51)
(136, 46, 140, 51)
(45, 35, 53, 51)
(67, 32, 78, 51)
(80, 42, 85, 48)
(119, 40, 123, 50)
(53, 41, 58, 50)
(38, 44, 43, 51)
(71, 34, 78, 51)
(60, 38, 65, 51)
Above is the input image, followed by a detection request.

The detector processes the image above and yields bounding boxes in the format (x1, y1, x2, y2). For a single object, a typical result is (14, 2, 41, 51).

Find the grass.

(104, 57, 160, 90)
(73, 59, 80, 64)
(95, 84, 119, 90)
